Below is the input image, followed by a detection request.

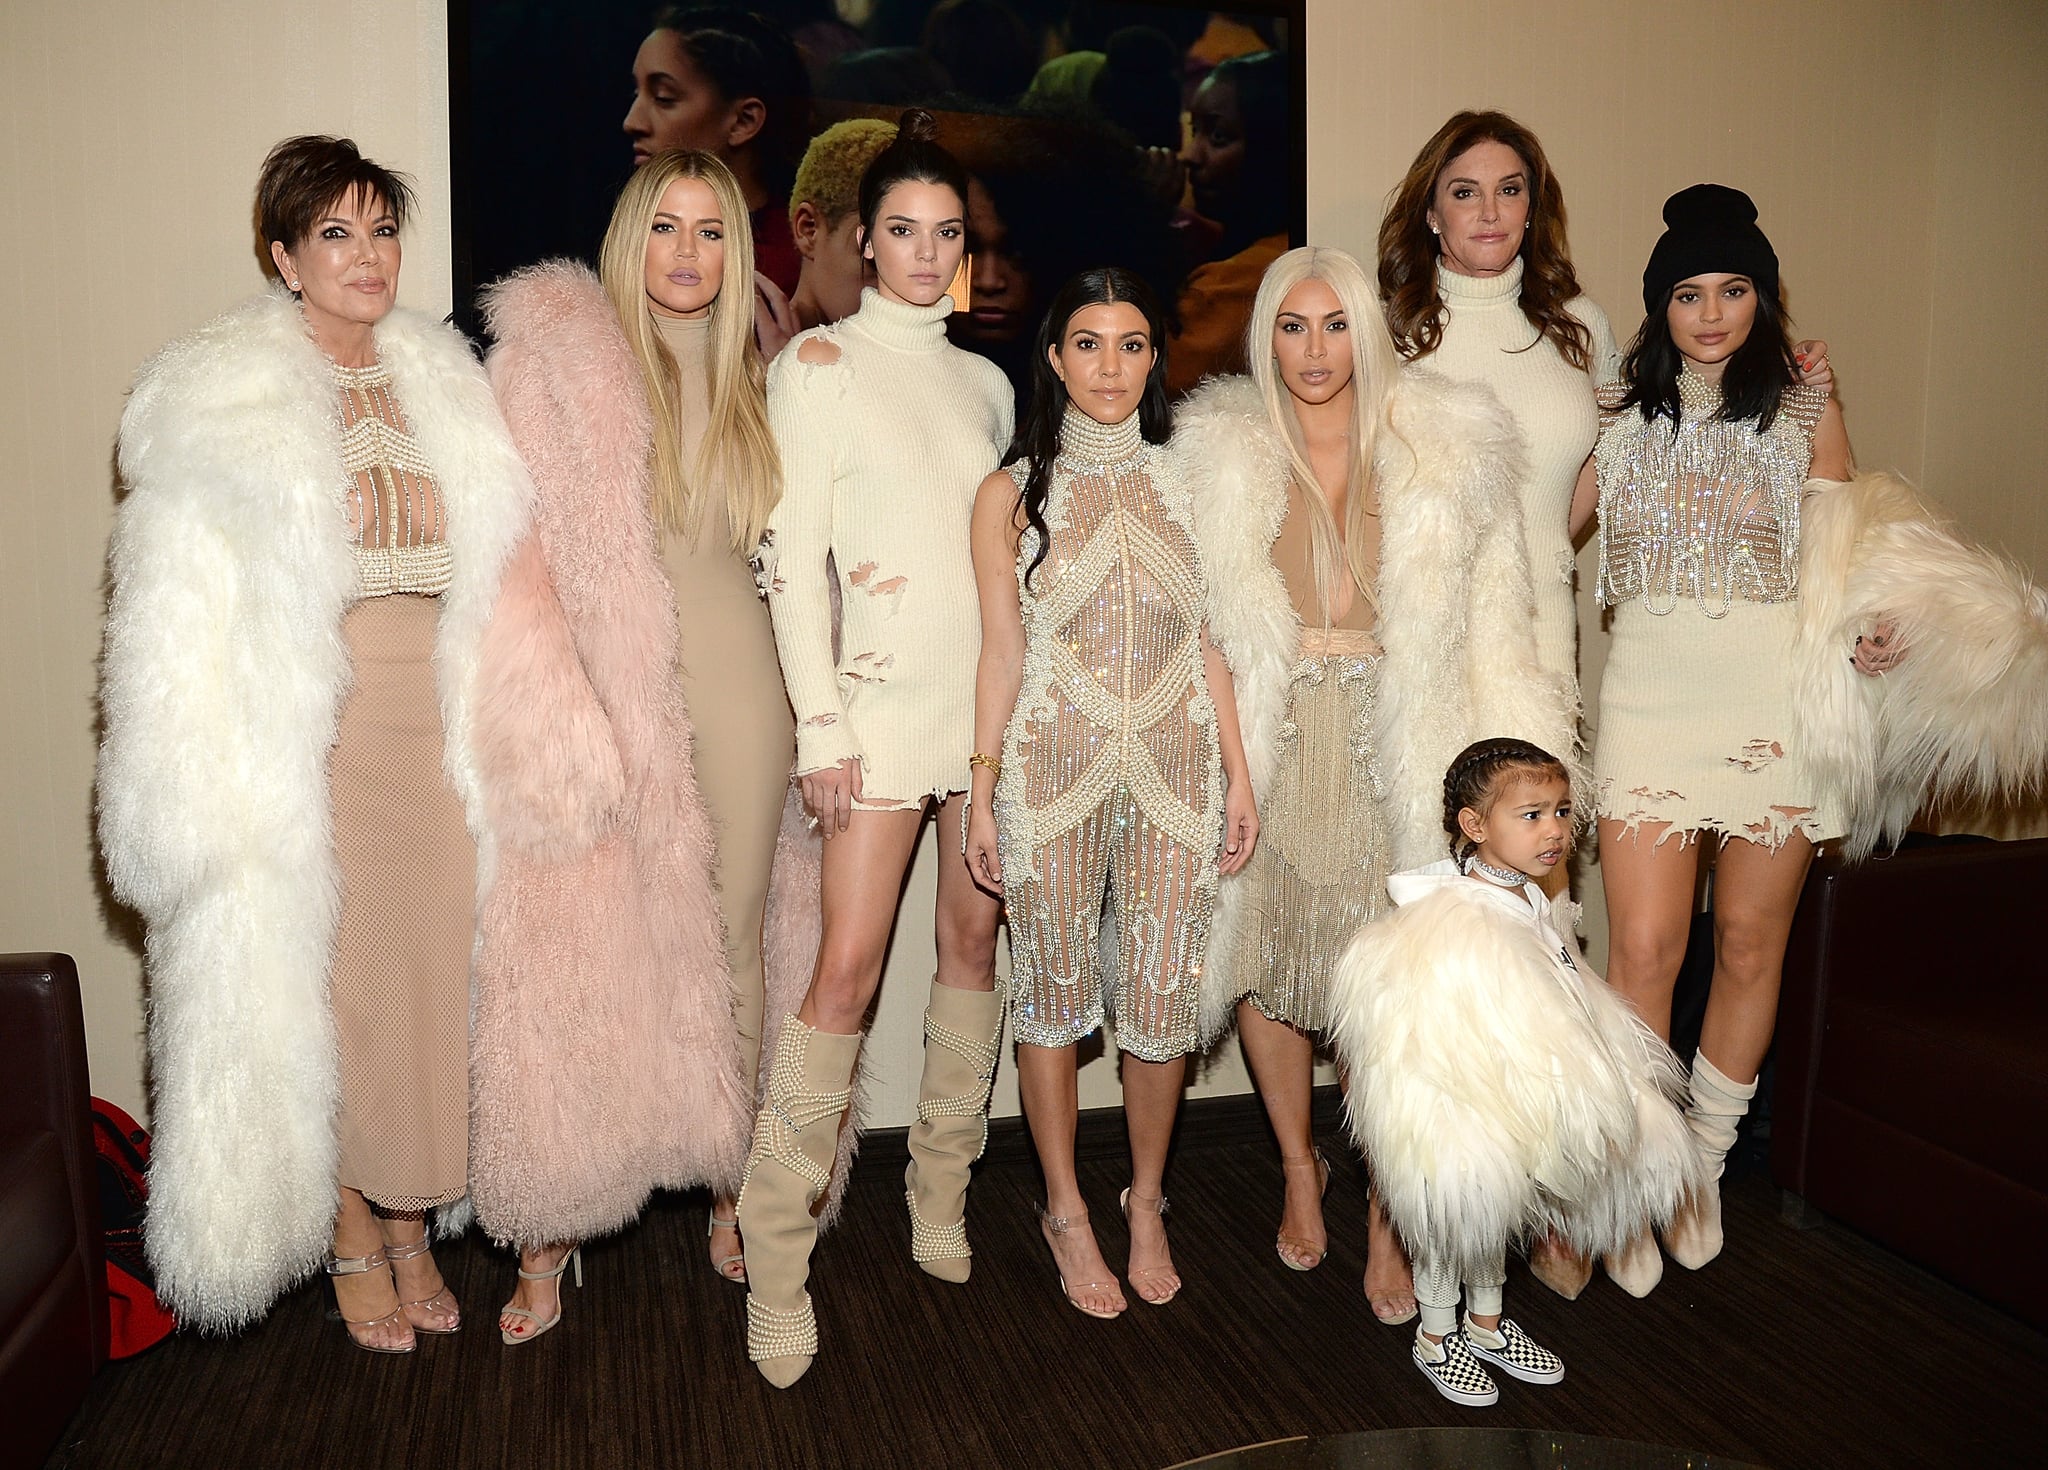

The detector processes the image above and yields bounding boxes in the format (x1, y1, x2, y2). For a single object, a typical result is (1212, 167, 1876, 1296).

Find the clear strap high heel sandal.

(1275, 1147, 1332, 1272)
(384, 1233, 461, 1334)
(1119, 1187, 1181, 1306)
(500, 1245, 583, 1346)
(326, 1249, 416, 1355)
(1036, 1204, 1124, 1320)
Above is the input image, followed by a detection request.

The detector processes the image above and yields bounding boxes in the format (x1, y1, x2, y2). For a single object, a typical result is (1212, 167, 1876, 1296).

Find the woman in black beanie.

(1562, 184, 1876, 1296)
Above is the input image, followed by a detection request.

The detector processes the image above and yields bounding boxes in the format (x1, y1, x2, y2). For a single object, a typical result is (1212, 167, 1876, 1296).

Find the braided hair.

(1442, 737, 1570, 863)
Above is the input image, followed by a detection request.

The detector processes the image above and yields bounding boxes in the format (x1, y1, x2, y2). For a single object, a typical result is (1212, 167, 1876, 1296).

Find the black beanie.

(1641, 184, 1778, 315)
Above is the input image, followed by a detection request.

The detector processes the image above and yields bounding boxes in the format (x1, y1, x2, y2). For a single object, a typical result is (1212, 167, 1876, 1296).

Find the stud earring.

(1429, 223, 1440, 235)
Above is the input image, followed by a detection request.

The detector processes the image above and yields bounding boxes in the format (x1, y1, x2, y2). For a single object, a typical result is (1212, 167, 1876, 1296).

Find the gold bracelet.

(968, 752, 1003, 777)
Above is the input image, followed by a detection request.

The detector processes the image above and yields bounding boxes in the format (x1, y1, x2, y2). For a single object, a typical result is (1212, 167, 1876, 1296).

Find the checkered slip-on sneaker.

(1411, 1326, 1499, 1407)
(1462, 1315, 1565, 1385)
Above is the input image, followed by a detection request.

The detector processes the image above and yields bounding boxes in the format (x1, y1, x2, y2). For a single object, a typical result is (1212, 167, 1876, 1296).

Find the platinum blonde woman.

(1178, 245, 1574, 1321)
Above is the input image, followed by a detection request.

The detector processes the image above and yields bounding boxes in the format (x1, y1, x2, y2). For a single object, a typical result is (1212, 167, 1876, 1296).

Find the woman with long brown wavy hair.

(1377, 111, 1620, 701)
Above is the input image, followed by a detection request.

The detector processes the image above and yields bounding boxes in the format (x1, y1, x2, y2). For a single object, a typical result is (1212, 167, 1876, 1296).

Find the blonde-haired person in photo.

(786, 117, 898, 333)
(470, 149, 825, 1344)
(1177, 244, 1572, 1324)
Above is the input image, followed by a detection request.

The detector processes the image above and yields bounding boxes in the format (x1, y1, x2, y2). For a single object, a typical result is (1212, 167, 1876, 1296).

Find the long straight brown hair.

(1376, 111, 1592, 371)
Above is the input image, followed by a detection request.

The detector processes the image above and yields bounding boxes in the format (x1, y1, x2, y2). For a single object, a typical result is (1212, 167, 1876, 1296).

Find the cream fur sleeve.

(1796, 470, 2048, 856)
(98, 492, 252, 918)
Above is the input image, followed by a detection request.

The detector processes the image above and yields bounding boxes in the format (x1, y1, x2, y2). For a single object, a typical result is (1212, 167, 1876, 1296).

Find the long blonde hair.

(1245, 246, 1402, 625)
(598, 150, 780, 552)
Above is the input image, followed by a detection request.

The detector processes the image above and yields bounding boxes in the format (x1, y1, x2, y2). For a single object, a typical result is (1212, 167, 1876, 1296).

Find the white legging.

(1414, 1249, 1506, 1338)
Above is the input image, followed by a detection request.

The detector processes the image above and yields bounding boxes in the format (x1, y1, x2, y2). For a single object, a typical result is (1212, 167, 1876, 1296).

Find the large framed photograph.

(450, 0, 1305, 400)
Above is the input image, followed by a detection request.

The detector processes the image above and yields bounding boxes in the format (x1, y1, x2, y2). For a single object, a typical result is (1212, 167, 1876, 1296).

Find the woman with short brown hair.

(100, 135, 532, 1351)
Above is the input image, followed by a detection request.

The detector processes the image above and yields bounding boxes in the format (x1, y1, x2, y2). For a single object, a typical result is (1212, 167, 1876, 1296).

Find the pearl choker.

(1465, 855, 1530, 888)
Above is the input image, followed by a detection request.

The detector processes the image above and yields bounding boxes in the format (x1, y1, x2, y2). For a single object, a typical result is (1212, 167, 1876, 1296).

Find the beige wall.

(4, 0, 2045, 1127)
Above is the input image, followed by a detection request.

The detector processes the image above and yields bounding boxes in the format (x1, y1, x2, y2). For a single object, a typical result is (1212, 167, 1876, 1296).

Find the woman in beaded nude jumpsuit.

(1565, 185, 1882, 1296)
(964, 268, 1259, 1319)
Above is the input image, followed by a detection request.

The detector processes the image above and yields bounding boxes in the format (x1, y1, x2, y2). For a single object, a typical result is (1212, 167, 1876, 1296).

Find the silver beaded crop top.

(334, 362, 454, 597)
(1594, 371, 1828, 616)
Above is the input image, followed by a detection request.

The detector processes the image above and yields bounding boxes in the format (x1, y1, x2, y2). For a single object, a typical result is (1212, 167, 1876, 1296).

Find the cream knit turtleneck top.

(762, 288, 1015, 803)
(1424, 258, 1619, 685)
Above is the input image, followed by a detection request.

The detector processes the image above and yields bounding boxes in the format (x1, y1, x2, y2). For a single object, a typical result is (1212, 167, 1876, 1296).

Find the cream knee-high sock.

(1685, 1049, 1758, 1181)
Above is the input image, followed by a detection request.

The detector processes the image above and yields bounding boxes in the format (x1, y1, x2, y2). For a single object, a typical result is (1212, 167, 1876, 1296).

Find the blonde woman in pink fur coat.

(470, 151, 832, 1344)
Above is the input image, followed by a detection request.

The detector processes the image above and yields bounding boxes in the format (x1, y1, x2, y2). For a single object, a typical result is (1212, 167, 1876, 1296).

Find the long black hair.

(1617, 278, 1799, 433)
(1006, 267, 1172, 589)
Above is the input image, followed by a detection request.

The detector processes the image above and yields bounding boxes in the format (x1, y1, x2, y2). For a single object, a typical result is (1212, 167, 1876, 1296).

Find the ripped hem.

(1598, 807, 1825, 852)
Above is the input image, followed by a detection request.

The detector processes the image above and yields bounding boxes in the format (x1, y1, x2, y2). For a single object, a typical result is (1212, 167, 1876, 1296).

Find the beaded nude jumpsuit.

(994, 407, 1223, 1061)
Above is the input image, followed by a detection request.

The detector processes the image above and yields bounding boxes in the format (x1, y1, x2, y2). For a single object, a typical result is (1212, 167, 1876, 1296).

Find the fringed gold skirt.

(1227, 634, 1390, 1033)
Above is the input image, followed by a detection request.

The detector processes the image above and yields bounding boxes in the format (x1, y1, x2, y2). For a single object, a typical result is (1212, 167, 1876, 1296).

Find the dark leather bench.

(1773, 838, 2048, 1326)
(0, 954, 108, 1463)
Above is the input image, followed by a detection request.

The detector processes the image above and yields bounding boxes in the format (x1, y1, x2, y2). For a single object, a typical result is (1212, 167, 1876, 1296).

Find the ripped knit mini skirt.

(1592, 597, 1843, 850)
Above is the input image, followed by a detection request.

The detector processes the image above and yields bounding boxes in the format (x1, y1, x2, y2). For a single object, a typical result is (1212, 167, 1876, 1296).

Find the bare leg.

(799, 807, 930, 1033)
(1341, 1056, 1418, 1323)
(1122, 1052, 1187, 1303)
(1237, 1000, 1327, 1269)
(1363, 1186, 1417, 1323)
(1700, 832, 1815, 1084)
(1597, 818, 1701, 1042)
(333, 1187, 412, 1351)
(1018, 1041, 1124, 1316)
(932, 791, 1001, 995)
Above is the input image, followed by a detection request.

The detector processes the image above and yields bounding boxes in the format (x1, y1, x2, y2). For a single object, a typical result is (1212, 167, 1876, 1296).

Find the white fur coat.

(1795, 471, 2048, 857)
(97, 290, 531, 1331)
(1329, 863, 1703, 1274)
(1179, 371, 1579, 1040)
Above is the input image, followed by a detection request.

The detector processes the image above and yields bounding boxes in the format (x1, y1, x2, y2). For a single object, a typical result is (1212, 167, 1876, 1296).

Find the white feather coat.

(1178, 371, 1581, 1040)
(97, 290, 532, 1331)
(1795, 471, 2048, 858)
(1329, 863, 1703, 1276)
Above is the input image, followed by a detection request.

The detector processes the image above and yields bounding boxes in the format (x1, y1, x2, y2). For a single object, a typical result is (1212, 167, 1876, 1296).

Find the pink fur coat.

(469, 262, 858, 1246)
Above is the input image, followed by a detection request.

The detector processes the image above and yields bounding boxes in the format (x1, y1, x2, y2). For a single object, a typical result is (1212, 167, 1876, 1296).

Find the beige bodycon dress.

(1224, 484, 1392, 1033)
(655, 313, 796, 1097)
(328, 361, 473, 1213)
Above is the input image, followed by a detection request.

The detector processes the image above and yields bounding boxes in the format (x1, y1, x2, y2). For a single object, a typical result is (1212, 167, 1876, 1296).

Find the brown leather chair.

(0, 953, 108, 1463)
(1772, 838, 2048, 1327)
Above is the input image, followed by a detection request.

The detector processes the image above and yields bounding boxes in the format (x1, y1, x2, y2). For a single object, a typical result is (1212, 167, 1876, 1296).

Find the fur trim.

(98, 290, 529, 1330)
(1329, 871, 1701, 1275)
(1796, 472, 2048, 858)
(470, 261, 840, 1244)
(1182, 370, 1574, 1043)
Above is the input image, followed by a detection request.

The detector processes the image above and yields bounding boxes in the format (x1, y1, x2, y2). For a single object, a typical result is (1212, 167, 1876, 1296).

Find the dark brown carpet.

(42, 1092, 2045, 1470)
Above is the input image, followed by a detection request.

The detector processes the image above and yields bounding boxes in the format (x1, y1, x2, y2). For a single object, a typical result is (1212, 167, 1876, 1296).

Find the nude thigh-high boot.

(1664, 1050, 1758, 1270)
(737, 1016, 859, 1388)
(904, 982, 1003, 1283)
